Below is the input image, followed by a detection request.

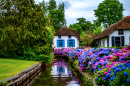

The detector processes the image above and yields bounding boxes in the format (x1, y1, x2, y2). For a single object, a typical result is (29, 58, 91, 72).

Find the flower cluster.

(54, 45, 130, 85)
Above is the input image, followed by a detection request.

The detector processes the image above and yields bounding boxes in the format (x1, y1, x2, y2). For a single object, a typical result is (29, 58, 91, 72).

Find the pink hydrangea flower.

(108, 68, 111, 72)
(95, 73, 98, 75)
(86, 67, 89, 69)
(104, 72, 108, 75)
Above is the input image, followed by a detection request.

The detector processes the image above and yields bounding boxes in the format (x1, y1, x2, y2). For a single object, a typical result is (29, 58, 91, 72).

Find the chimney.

(126, 16, 130, 18)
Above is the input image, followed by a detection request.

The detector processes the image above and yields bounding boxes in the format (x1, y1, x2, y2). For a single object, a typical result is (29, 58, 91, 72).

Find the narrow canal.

(31, 59, 81, 86)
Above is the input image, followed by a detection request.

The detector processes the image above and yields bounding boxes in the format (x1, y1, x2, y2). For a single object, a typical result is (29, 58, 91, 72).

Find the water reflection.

(31, 60, 81, 86)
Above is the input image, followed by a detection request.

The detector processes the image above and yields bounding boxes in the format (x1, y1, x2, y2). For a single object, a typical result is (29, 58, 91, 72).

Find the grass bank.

(0, 58, 38, 80)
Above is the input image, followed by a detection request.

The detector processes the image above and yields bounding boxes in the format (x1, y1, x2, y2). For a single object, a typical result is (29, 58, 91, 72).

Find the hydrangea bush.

(54, 45, 130, 86)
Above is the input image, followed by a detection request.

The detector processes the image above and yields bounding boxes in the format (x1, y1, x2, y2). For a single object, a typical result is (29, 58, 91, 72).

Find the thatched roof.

(94, 16, 130, 40)
(54, 27, 80, 40)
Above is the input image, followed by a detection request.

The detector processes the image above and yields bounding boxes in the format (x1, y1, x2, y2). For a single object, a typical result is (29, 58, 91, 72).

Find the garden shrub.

(0, 1, 54, 63)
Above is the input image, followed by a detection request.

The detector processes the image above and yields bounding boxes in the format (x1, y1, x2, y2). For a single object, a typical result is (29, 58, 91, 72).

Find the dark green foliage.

(94, 0, 124, 28)
(69, 23, 82, 33)
(0, 0, 54, 63)
(76, 17, 93, 31)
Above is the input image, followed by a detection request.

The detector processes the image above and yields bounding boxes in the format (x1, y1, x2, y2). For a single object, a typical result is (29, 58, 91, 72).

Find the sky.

(34, 0, 130, 26)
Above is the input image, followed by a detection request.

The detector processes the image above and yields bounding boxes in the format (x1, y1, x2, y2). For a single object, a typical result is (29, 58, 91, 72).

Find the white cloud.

(65, 0, 104, 26)
(70, 0, 100, 9)
(34, 0, 130, 26)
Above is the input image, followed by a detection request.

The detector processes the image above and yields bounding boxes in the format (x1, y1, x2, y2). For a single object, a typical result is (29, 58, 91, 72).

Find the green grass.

(0, 58, 38, 80)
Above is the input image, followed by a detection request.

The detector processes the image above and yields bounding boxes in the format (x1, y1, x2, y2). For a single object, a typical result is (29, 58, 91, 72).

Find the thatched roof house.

(94, 16, 130, 47)
(53, 27, 80, 48)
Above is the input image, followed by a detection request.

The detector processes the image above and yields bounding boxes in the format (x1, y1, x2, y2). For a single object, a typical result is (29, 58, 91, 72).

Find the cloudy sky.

(34, 0, 130, 26)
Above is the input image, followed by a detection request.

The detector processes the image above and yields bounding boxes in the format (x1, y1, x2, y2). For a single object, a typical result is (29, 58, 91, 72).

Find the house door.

(115, 37, 121, 46)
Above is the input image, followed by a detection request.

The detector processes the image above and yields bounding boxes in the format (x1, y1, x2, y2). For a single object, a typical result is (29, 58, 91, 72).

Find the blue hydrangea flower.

(104, 62, 107, 65)
(119, 64, 123, 67)
(96, 77, 98, 80)
(113, 67, 117, 70)
(126, 79, 130, 83)
(106, 73, 111, 77)
(103, 76, 108, 80)
(124, 72, 129, 76)
(110, 76, 116, 81)
(90, 68, 93, 70)
(128, 66, 130, 69)
(115, 68, 121, 72)
(121, 67, 126, 71)
(98, 62, 102, 65)
(114, 72, 117, 76)
(127, 63, 130, 66)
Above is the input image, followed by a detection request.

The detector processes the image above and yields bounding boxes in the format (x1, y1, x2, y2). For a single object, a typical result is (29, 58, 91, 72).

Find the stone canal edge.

(0, 55, 98, 86)
(0, 62, 44, 86)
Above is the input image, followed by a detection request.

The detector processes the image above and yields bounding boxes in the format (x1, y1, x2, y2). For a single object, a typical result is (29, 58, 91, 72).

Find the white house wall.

(53, 36, 79, 48)
(100, 38, 107, 47)
(109, 30, 130, 47)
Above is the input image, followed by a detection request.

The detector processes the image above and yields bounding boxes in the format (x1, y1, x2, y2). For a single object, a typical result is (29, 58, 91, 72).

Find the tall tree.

(94, 0, 124, 28)
(69, 23, 82, 33)
(76, 17, 93, 31)
(47, 0, 57, 11)
(48, 1, 66, 31)
(0, 0, 54, 63)
(39, 0, 48, 16)
(39, 0, 66, 32)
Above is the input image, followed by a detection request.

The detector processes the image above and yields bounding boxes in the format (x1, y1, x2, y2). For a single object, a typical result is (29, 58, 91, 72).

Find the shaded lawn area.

(0, 58, 38, 80)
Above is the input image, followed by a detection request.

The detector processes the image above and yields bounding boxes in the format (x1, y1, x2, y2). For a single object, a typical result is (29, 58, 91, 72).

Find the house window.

(115, 37, 121, 46)
(59, 40, 63, 47)
(58, 35, 61, 39)
(69, 40, 73, 47)
(68, 35, 71, 38)
(67, 39, 75, 47)
(118, 30, 124, 35)
(112, 36, 124, 47)
(57, 39, 65, 47)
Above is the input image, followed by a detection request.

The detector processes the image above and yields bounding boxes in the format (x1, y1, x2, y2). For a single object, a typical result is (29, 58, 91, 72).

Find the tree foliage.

(0, 0, 54, 63)
(76, 17, 93, 31)
(80, 31, 94, 46)
(69, 23, 82, 33)
(94, 0, 124, 28)
(94, 26, 103, 35)
(40, 0, 66, 32)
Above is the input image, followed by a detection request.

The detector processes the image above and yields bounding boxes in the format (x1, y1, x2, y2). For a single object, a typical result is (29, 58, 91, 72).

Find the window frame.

(118, 30, 124, 35)
(58, 35, 61, 39)
(69, 39, 73, 47)
(59, 40, 63, 47)
(68, 35, 71, 38)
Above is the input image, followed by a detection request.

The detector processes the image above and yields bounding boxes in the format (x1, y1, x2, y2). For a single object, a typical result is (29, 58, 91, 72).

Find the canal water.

(31, 60, 81, 86)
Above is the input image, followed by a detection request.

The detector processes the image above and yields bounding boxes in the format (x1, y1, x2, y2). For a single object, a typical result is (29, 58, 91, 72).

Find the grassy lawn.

(0, 58, 38, 80)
